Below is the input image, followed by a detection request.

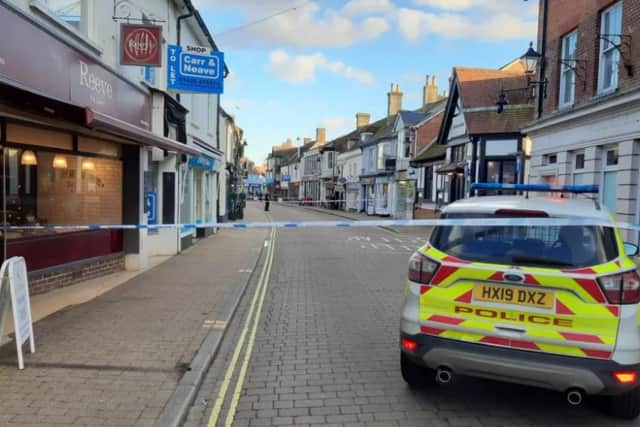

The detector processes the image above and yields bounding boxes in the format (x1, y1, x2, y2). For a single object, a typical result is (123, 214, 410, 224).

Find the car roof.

(443, 196, 613, 221)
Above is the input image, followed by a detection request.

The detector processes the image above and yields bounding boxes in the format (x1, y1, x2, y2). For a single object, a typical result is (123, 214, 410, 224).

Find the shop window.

(1, 148, 122, 232)
(7, 124, 72, 150)
(78, 137, 121, 158)
(574, 152, 585, 170)
(598, 1, 623, 94)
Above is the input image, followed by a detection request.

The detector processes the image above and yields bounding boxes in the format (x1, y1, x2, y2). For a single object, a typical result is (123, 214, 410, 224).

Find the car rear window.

(430, 213, 619, 268)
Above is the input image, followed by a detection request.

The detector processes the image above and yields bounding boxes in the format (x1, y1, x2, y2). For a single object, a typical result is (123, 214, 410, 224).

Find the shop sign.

(376, 176, 391, 184)
(188, 154, 217, 170)
(0, 257, 35, 370)
(0, 4, 151, 130)
(282, 175, 292, 182)
(120, 24, 162, 67)
(167, 44, 224, 94)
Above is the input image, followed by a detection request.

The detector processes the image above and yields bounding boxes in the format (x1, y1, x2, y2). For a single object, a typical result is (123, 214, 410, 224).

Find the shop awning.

(85, 108, 204, 156)
(436, 162, 465, 174)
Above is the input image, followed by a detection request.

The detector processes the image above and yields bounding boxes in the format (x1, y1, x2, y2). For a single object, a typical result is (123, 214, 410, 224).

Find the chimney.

(315, 128, 326, 146)
(423, 75, 439, 106)
(303, 137, 312, 145)
(356, 112, 370, 129)
(387, 83, 403, 117)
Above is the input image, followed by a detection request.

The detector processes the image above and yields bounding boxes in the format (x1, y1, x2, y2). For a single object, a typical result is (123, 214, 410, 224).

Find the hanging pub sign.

(120, 23, 162, 67)
(167, 44, 224, 94)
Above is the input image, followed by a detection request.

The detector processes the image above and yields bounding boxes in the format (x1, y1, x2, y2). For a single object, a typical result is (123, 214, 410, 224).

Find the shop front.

(0, 2, 201, 293)
(360, 177, 375, 215)
(188, 153, 220, 238)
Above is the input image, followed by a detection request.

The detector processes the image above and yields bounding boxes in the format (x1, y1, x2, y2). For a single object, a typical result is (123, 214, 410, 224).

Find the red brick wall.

(542, 0, 640, 116)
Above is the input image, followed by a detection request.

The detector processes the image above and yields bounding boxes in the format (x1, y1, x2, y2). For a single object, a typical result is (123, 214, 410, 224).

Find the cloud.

(342, 0, 395, 16)
(221, 98, 255, 112)
(267, 50, 375, 84)
(412, 0, 476, 9)
(197, 1, 389, 48)
(396, 8, 537, 41)
(412, 0, 538, 16)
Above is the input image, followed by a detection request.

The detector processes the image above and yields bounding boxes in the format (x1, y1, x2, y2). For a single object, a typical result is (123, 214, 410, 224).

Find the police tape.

(1, 218, 639, 230)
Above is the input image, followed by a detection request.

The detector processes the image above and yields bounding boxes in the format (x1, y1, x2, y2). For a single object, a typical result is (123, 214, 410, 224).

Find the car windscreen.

(430, 213, 619, 268)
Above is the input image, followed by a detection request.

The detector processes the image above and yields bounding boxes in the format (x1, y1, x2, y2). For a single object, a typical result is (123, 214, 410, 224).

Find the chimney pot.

(356, 112, 371, 129)
(316, 128, 326, 146)
(424, 74, 440, 106)
(387, 83, 403, 117)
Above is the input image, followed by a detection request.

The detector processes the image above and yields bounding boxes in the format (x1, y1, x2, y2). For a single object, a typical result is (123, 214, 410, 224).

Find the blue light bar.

(471, 183, 599, 194)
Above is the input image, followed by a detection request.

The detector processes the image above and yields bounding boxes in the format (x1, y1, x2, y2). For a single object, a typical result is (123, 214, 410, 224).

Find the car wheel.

(401, 352, 434, 388)
(605, 387, 640, 419)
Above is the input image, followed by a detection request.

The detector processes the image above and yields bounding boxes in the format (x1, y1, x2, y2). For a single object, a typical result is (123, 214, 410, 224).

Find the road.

(184, 201, 638, 427)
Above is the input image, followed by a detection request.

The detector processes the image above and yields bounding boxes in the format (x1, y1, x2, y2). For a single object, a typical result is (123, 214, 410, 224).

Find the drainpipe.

(175, 9, 193, 103)
(537, 0, 548, 119)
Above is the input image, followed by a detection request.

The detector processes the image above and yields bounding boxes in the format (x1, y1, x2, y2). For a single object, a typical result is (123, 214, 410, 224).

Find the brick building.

(524, 0, 640, 240)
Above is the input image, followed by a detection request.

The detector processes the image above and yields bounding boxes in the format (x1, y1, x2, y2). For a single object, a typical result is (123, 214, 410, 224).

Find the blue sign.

(145, 191, 157, 225)
(167, 45, 224, 94)
(188, 154, 217, 170)
(282, 175, 291, 182)
(516, 155, 522, 174)
(266, 177, 275, 186)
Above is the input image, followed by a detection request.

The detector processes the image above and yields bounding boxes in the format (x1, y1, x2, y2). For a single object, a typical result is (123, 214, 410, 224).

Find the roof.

(327, 117, 387, 152)
(412, 139, 446, 164)
(456, 67, 531, 109)
(398, 110, 427, 127)
(443, 196, 612, 221)
(464, 105, 535, 134)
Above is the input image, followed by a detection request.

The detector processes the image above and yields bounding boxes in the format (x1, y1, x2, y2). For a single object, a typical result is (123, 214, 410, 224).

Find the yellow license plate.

(473, 284, 555, 309)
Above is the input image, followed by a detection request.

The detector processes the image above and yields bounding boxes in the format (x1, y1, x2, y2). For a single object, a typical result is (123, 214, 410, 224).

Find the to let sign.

(167, 44, 224, 94)
(121, 24, 162, 67)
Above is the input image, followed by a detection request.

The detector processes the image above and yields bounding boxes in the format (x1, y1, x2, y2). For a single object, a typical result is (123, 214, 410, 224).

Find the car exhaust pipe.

(566, 388, 584, 406)
(435, 367, 453, 384)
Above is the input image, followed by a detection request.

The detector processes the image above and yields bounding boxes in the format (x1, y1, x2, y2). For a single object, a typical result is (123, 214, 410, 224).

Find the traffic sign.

(167, 44, 224, 94)
(146, 191, 157, 225)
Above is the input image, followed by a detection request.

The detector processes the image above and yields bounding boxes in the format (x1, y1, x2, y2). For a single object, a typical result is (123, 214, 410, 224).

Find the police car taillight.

(598, 270, 640, 304)
(408, 252, 439, 284)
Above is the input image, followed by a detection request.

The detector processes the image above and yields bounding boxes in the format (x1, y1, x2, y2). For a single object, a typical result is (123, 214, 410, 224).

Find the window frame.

(598, 1, 623, 95)
(559, 30, 578, 108)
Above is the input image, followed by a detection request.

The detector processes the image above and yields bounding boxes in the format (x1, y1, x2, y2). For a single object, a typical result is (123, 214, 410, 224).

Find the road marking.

(361, 245, 367, 249)
(224, 227, 276, 427)
(238, 269, 253, 273)
(370, 243, 378, 249)
(206, 227, 275, 427)
(383, 243, 394, 250)
(394, 238, 402, 242)
(402, 245, 412, 251)
(381, 237, 390, 243)
(203, 320, 226, 329)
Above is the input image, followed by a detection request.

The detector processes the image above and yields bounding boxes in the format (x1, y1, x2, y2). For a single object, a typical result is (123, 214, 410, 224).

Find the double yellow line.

(207, 226, 276, 427)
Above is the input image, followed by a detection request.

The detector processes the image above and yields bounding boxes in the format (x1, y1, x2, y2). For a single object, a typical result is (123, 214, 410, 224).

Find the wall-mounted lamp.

(20, 150, 38, 166)
(496, 43, 548, 114)
(52, 154, 68, 169)
(600, 33, 634, 76)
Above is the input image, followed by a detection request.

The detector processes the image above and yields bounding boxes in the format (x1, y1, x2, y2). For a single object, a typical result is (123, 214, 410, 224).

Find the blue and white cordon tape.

(2, 218, 640, 231)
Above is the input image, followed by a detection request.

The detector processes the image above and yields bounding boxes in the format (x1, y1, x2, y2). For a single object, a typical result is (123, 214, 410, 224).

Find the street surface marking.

(402, 245, 412, 251)
(381, 237, 390, 243)
(203, 320, 226, 329)
(224, 227, 276, 427)
(238, 269, 253, 273)
(207, 227, 275, 426)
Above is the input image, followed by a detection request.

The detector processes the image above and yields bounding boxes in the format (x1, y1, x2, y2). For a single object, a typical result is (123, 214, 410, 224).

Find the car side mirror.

(624, 242, 639, 257)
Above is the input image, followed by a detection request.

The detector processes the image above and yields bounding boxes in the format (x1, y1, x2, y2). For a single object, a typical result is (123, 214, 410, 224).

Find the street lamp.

(521, 42, 541, 75)
(496, 41, 548, 114)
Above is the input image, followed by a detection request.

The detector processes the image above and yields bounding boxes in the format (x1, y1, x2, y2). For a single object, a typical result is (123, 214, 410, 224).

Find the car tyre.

(401, 352, 434, 388)
(605, 387, 640, 419)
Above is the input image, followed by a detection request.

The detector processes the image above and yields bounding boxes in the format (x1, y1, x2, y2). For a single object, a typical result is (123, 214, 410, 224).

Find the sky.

(193, 0, 539, 165)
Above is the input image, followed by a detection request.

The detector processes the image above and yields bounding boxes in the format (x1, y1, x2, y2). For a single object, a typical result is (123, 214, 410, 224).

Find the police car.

(400, 183, 640, 418)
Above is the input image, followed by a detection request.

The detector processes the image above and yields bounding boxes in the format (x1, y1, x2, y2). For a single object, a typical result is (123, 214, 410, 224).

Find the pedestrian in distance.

(264, 194, 270, 212)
